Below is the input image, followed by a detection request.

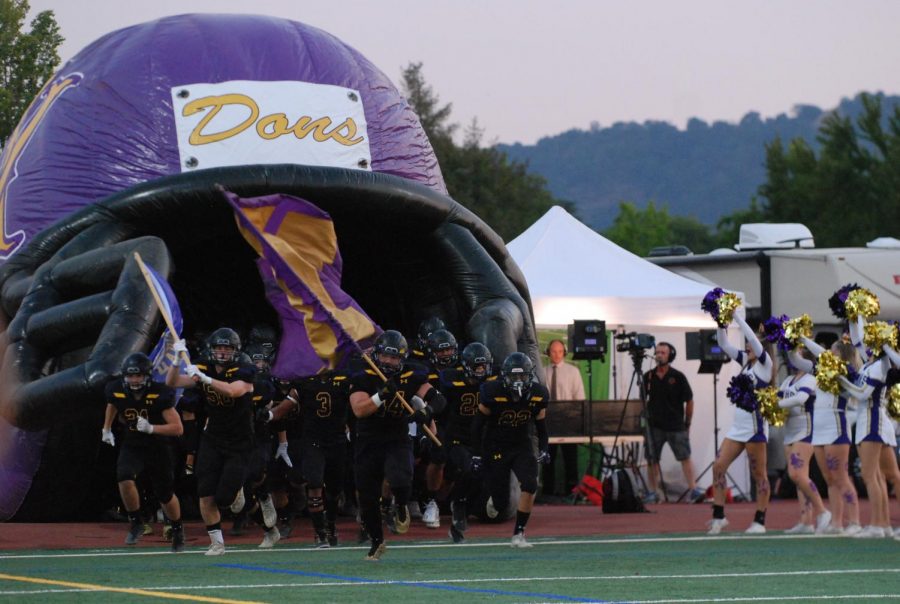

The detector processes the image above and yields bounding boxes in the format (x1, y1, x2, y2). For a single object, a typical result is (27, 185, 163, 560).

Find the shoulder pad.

(452, 381, 466, 387)
(113, 392, 126, 399)
(485, 375, 498, 382)
(147, 393, 159, 399)
(495, 396, 509, 402)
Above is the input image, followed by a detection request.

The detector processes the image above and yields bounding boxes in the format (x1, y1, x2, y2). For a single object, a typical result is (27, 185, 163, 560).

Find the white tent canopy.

(508, 206, 751, 496)
(507, 206, 714, 328)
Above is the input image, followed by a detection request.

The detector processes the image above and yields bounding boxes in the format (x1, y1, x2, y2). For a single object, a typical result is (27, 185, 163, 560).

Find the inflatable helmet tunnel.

(0, 14, 540, 520)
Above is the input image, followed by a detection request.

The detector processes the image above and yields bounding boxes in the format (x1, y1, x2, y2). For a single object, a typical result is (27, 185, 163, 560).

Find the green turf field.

(1, 534, 898, 603)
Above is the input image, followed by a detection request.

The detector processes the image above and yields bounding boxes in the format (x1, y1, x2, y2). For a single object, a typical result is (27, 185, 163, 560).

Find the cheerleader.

(877, 343, 900, 538)
(836, 317, 893, 538)
(791, 339, 860, 534)
(709, 313, 773, 535)
(777, 348, 831, 534)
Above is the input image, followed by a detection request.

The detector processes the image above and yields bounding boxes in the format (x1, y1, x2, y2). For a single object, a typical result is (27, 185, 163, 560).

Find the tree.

(603, 201, 717, 256)
(757, 93, 900, 246)
(401, 62, 570, 241)
(0, 0, 63, 147)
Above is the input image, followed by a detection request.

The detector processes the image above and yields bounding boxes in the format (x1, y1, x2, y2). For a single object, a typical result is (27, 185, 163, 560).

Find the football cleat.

(125, 521, 143, 545)
(423, 499, 440, 528)
(394, 504, 411, 534)
(326, 525, 338, 547)
(260, 494, 277, 528)
(230, 488, 246, 514)
(170, 527, 185, 553)
(259, 526, 281, 549)
(365, 541, 386, 561)
(205, 542, 226, 556)
(448, 524, 465, 544)
(510, 532, 533, 548)
(278, 521, 293, 539)
(784, 522, 814, 535)
(485, 496, 499, 520)
(451, 500, 468, 533)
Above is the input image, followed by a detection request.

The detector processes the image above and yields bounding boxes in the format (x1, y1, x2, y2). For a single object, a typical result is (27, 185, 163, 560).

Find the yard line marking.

(624, 595, 900, 603)
(0, 533, 855, 560)
(0, 573, 264, 603)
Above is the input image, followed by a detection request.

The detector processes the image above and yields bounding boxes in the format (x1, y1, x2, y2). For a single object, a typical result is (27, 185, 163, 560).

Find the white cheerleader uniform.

(852, 356, 893, 445)
(779, 373, 816, 445)
(725, 350, 770, 443)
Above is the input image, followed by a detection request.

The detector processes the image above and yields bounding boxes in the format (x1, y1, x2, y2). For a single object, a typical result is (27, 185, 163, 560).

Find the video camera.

(614, 331, 655, 353)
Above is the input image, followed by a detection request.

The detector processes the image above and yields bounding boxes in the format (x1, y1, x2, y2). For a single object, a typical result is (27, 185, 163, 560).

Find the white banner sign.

(171, 80, 371, 172)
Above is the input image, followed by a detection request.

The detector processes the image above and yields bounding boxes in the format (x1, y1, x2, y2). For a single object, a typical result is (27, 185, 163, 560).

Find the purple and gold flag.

(224, 191, 380, 377)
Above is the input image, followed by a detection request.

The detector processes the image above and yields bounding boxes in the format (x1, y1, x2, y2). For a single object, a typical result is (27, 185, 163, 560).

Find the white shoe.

(423, 499, 440, 528)
(818, 523, 843, 535)
(784, 522, 814, 535)
(814, 510, 833, 534)
(408, 501, 423, 520)
(230, 488, 245, 514)
(706, 517, 729, 535)
(842, 523, 862, 536)
(510, 532, 533, 548)
(485, 496, 499, 520)
(852, 525, 884, 538)
(259, 526, 281, 549)
(744, 522, 766, 535)
(260, 494, 277, 528)
(205, 542, 226, 556)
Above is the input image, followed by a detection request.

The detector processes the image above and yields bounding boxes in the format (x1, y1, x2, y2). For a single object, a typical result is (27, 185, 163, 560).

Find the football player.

(473, 352, 550, 548)
(167, 327, 256, 556)
(102, 352, 185, 552)
(349, 330, 446, 560)
(439, 342, 495, 543)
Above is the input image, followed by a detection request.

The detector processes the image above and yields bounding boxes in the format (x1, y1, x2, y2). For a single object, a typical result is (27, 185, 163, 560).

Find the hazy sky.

(26, 0, 900, 146)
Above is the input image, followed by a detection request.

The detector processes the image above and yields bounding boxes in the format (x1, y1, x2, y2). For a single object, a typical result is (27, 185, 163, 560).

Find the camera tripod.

(677, 362, 747, 502)
(602, 347, 652, 495)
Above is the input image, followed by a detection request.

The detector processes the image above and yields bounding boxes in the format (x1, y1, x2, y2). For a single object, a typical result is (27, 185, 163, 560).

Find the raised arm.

(799, 336, 825, 357)
(882, 344, 900, 368)
(735, 313, 764, 358)
(716, 327, 741, 361)
(848, 315, 869, 363)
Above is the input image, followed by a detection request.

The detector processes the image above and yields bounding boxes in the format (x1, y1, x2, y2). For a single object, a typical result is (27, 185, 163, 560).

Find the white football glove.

(136, 417, 154, 434)
(275, 442, 293, 467)
(101, 429, 115, 446)
(172, 339, 188, 354)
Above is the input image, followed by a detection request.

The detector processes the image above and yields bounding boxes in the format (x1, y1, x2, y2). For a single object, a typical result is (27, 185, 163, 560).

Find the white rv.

(649, 224, 900, 336)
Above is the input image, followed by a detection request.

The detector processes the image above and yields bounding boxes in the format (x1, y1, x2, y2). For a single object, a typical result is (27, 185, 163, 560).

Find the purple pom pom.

(726, 373, 758, 412)
(763, 315, 791, 352)
(828, 283, 860, 319)
(701, 288, 725, 324)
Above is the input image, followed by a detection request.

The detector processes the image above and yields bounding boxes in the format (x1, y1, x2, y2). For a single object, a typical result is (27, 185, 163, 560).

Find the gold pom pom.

(717, 292, 742, 327)
(783, 314, 813, 346)
(756, 386, 787, 427)
(846, 288, 880, 320)
(815, 350, 848, 395)
(862, 321, 899, 356)
(888, 384, 900, 421)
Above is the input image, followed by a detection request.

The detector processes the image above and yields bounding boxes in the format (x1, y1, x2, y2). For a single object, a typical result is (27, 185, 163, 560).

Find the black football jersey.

(296, 370, 351, 445)
(195, 361, 257, 450)
(478, 379, 548, 449)
(438, 369, 498, 445)
(105, 380, 175, 447)
(250, 375, 285, 444)
(350, 365, 429, 442)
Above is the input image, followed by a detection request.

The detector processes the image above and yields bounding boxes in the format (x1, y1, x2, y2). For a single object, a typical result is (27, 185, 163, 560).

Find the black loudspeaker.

(545, 339, 567, 356)
(657, 341, 676, 363)
(567, 320, 606, 361)
(687, 329, 730, 362)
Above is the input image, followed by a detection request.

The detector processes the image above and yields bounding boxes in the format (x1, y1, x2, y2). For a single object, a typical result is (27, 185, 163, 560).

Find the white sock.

(208, 529, 224, 545)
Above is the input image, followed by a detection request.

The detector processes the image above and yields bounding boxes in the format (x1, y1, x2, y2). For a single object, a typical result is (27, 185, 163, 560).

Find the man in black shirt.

(102, 353, 185, 552)
(642, 341, 701, 504)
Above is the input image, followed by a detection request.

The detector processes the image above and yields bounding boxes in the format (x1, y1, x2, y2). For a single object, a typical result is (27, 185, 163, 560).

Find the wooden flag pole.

(361, 352, 441, 447)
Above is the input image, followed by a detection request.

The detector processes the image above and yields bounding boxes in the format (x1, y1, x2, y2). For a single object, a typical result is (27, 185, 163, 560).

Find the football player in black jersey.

(410, 316, 445, 362)
(473, 352, 550, 548)
(291, 370, 352, 547)
(102, 353, 185, 552)
(233, 343, 286, 548)
(167, 327, 256, 556)
(439, 342, 495, 543)
(349, 330, 447, 560)
(419, 328, 460, 529)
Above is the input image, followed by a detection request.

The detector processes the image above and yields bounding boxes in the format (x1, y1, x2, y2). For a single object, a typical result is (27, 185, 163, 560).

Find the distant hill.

(497, 93, 900, 230)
